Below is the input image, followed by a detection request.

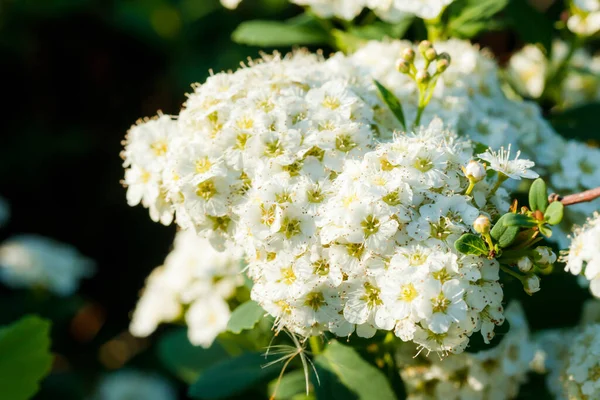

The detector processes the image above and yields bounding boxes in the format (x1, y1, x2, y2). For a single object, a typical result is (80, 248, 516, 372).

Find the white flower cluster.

(220, 0, 454, 20)
(0, 234, 95, 296)
(568, 0, 600, 36)
(349, 39, 600, 247)
(121, 42, 541, 353)
(130, 229, 244, 348)
(507, 41, 600, 106)
(563, 212, 600, 298)
(396, 302, 535, 400)
(92, 369, 176, 400)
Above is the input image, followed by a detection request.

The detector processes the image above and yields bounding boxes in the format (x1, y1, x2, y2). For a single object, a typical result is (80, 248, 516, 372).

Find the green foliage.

(331, 29, 366, 53)
(315, 341, 396, 400)
(502, 214, 538, 228)
(529, 178, 548, 213)
(189, 352, 280, 399)
(373, 80, 406, 130)
(157, 328, 230, 384)
(445, 0, 509, 38)
(232, 20, 329, 47)
(550, 102, 600, 141)
(490, 214, 521, 248)
(465, 319, 511, 353)
(505, 0, 553, 53)
(544, 201, 564, 226)
(227, 300, 265, 334)
(348, 18, 414, 41)
(454, 234, 488, 256)
(268, 369, 310, 400)
(0, 315, 53, 400)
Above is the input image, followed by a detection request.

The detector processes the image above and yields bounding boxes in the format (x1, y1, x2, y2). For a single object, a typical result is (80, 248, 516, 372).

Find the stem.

(489, 173, 508, 196)
(549, 186, 600, 206)
(465, 180, 476, 196)
(500, 265, 524, 282)
(414, 106, 425, 127)
(309, 336, 323, 356)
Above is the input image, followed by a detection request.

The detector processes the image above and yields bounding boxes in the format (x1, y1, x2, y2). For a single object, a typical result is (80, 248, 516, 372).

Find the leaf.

(505, 0, 553, 53)
(313, 364, 358, 400)
(231, 20, 329, 47)
(539, 224, 553, 238)
(189, 352, 280, 399)
(502, 213, 538, 228)
(0, 315, 53, 400)
(465, 319, 511, 353)
(446, 0, 509, 38)
(315, 341, 396, 400)
(550, 102, 600, 142)
(157, 328, 230, 384)
(544, 201, 564, 225)
(331, 29, 366, 54)
(227, 300, 265, 334)
(454, 234, 488, 256)
(268, 370, 310, 400)
(529, 178, 548, 213)
(490, 214, 520, 248)
(373, 80, 406, 130)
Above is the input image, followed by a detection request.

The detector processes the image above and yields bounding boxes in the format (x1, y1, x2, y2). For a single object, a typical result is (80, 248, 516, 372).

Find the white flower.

(370, 0, 455, 20)
(220, 0, 243, 9)
(567, 0, 600, 36)
(0, 235, 95, 296)
(506, 44, 547, 98)
(478, 144, 539, 180)
(564, 213, 600, 298)
(92, 369, 176, 400)
(186, 294, 231, 347)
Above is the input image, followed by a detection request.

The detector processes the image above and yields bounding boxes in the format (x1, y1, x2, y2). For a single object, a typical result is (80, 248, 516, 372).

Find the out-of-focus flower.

(0, 234, 95, 296)
(92, 369, 176, 400)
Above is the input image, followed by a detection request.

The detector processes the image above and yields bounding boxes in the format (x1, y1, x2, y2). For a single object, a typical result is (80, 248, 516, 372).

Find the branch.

(548, 187, 600, 206)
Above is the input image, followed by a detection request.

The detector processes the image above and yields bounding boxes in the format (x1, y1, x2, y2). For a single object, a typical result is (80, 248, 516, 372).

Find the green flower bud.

(437, 52, 451, 63)
(418, 40, 433, 55)
(402, 48, 415, 63)
(396, 59, 410, 74)
(524, 275, 540, 295)
(517, 257, 533, 273)
(425, 48, 437, 61)
(415, 70, 430, 84)
(473, 215, 491, 234)
(436, 59, 449, 73)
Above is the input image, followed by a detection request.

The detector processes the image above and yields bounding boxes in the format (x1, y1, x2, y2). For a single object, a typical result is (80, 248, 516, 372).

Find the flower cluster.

(220, 0, 454, 20)
(507, 40, 600, 106)
(0, 234, 95, 296)
(348, 39, 600, 247)
(129, 229, 244, 347)
(563, 212, 600, 298)
(396, 302, 535, 400)
(567, 0, 600, 36)
(121, 43, 542, 353)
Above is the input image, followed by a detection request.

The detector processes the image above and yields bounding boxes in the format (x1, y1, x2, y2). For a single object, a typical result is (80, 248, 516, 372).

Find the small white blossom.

(564, 213, 600, 298)
(478, 144, 539, 180)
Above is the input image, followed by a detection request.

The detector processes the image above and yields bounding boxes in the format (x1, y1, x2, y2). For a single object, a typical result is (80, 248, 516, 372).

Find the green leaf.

(550, 102, 600, 142)
(544, 201, 564, 225)
(373, 80, 406, 130)
(454, 234, 488, 256)
(232, 20, 329, 47)
(315, 341, 395, 400)
(157, 328, 230, 384)
(529, 178, 548, 213)
(505, 0, 553, 53)
(227, 300, 265, 334)
(490, 214, 520, 248)
(465, 318, 511, 353)
(0, 315, 53, 400)
(189, 352, 279, 399)
(446, 0, 509, 38)
(331, 29, 366, 54)
(502, 213, 538, 228)
(268, 370, 309, 400)
(539, 224, 553, 237)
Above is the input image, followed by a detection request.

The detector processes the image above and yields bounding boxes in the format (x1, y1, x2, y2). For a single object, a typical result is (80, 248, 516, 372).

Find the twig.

(548, 187, 600, 206)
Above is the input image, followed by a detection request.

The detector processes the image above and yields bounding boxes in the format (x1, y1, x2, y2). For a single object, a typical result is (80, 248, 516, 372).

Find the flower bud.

(402, 48, 415, 63)
(424, 48, 437, 61)
(535, 247, 557, 264)
(415, 70, 430, 84)
(465, 160, 486, 182)
(436, 59, 449, 73)
(473, 215, 491, 234)
(396, 59, 410, 74)
(437, 52, 451, 63)
(517, 257, 533, 273)
(418, 40, 433, 55)
(524, 275, 540, 295)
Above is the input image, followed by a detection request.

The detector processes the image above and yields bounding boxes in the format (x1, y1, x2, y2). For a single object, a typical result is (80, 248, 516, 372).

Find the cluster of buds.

(395, 41, 452, 126)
